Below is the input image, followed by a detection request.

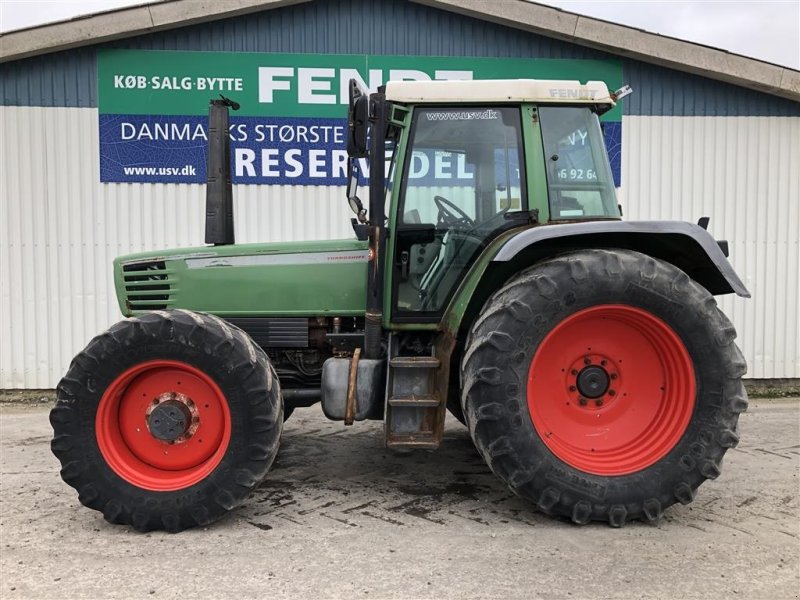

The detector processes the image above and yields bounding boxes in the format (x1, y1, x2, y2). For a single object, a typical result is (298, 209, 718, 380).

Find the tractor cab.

(344, 78, 624, 332)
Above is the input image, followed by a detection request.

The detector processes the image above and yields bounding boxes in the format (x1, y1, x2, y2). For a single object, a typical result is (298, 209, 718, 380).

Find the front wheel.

(461, 249, 747, 526)
(50, 310, 282, 532)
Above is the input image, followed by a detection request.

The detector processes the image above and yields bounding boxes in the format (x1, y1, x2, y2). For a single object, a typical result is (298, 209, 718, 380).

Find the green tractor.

(51, 78, 749, 532)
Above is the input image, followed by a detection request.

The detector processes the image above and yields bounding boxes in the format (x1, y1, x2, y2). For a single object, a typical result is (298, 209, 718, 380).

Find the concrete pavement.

(1, 399, 798, 599)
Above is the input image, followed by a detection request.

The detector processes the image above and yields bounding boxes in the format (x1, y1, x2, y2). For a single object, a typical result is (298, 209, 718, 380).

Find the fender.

(437, 220, 749, 419)
(441, 219, 748, 340)
(494, 220, 750, 297)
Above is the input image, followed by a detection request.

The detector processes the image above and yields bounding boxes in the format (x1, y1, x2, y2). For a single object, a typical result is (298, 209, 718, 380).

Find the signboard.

(98, 50, 623, 186)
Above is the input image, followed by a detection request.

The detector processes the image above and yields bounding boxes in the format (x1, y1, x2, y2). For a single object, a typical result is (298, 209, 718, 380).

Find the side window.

(394, 107, 526, 316)
(539, 106, 618, 219)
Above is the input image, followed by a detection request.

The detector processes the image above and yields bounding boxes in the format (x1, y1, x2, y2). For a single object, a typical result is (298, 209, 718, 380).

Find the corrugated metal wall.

(2, 106, 798, 386)
(0, 106, 351, 388)
(622, 116, 800, 379)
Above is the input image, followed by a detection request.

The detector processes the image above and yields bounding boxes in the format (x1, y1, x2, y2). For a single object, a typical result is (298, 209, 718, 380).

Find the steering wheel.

(434, 195, 474, 228)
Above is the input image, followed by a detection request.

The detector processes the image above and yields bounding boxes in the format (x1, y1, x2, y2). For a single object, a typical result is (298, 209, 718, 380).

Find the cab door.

(387, 105, 529, 323)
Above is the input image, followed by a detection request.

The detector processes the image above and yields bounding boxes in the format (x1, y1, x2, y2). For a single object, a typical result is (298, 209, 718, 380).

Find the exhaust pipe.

(205, 95, 239, 245)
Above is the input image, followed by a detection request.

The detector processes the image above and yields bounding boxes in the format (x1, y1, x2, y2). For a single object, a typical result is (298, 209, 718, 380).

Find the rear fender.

(437, 220, 748, 424)
(494, 220, 749, 297)
(440, 219, 748, 365)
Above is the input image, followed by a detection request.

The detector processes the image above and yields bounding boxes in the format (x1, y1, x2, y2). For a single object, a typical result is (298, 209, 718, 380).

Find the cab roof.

(384, 79, 614, 107)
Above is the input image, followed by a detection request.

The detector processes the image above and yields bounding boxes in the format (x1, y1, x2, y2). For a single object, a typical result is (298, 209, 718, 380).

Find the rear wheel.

(461, 249, 747, 526)
(50, 310, 282, 532)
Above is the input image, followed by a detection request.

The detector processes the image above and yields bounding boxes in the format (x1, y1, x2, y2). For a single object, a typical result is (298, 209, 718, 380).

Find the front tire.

(50, 310, 282, 532)
(461, 250, 747, 526)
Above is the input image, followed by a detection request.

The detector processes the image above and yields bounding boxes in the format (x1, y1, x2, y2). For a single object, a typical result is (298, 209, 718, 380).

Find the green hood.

(114, 238, 368, 317)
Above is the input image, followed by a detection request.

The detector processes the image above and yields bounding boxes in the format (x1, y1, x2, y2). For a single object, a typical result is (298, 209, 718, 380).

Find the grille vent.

(122, 261, 175, 311)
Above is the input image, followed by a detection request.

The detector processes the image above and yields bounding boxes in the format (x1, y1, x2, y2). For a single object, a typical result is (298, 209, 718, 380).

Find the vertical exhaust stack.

(205, 96, 239, 246)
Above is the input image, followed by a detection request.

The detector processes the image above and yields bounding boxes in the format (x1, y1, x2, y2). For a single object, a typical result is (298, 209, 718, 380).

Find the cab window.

(539, 106, 618, 219)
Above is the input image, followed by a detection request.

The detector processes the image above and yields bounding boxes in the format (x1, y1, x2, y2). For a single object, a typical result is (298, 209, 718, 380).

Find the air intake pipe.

(205, 95, 239, 245)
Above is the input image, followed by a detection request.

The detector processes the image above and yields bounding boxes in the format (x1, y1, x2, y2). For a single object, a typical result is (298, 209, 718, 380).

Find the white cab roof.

(384, 79, 614, 107)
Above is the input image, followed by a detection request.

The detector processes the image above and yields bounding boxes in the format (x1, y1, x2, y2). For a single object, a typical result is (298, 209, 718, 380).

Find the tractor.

(50, 78, 749, 532)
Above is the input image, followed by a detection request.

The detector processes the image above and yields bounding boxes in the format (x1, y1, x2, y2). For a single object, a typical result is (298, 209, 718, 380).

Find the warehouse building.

(1, 0, 798, 388)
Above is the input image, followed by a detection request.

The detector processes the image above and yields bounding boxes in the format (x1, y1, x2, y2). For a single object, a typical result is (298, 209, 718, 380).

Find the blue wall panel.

(2, 0, 798, 115)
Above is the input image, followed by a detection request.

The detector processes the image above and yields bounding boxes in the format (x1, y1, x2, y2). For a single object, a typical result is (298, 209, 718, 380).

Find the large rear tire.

(461, 250, 747, 526)
(50, 310, 282, 532)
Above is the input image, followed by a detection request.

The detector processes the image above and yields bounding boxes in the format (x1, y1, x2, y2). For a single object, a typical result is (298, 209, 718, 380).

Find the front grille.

(122, 260, 176, 312)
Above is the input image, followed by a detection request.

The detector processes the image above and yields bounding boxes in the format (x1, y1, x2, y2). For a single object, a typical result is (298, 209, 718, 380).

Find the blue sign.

(100, 114, 622, 187)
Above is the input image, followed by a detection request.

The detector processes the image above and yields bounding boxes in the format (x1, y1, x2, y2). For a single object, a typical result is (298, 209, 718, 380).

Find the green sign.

(98, 50, 622, 119)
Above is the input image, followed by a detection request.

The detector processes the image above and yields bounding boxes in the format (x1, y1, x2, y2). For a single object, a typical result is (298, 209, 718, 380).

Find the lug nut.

(608, 390, 616, 396)
(595, 399, 604, 407)
(569, 385, 577, 392)
(578, 397, 588, 406)
(584, 357, 592, 365)
(571, 369, 578, 376)
(600, 360, 607, 366)
(610, 373, 618, 380)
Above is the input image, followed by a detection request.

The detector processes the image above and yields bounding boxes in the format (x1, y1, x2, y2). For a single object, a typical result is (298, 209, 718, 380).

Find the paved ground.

(1, 399, 798, 600)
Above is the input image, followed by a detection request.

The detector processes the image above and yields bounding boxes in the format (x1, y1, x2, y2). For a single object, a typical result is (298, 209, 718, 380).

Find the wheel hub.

(146, 392, 199, 444)
(566, 354, 619, 408)
(576, 365, 609, 399)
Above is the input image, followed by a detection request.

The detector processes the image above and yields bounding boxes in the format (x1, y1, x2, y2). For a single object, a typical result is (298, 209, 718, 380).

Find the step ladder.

(384, 335, 445, 449)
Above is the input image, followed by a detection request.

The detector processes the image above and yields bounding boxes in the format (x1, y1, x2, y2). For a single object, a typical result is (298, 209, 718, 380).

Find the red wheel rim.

(96, 360, 231, 491)
(527, 304, 696, 476)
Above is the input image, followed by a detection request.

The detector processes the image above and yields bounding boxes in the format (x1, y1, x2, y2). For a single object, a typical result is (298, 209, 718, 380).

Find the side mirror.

(346, 158, 367, 223)
(347, 79, 369, 158)
(348, 196, 364, 216)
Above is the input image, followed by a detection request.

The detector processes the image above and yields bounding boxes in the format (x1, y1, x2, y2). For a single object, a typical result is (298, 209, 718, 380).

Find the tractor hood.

(113, 239, 369, 317)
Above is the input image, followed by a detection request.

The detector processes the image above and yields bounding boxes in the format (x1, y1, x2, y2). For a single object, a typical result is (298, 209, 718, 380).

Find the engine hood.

(114, 238, 369, 317)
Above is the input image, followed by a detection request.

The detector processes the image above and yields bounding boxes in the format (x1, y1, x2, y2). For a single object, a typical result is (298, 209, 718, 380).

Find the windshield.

(539, 106, 618, 220)
(394, 106, 526, 315)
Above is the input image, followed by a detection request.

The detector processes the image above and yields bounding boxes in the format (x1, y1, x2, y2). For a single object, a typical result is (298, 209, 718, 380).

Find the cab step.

(385, 434, 439, 450)
(388, 394, 440, 407)
(384, 336, 445, 450)
(389, 356, 440, 369)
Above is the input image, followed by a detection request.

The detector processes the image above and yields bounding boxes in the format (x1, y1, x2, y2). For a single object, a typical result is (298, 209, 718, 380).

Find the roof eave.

(412, 0, 800, 102)
(0, 0, 311, 64)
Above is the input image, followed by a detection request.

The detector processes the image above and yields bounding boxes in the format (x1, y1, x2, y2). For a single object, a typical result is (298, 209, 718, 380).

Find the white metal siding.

(1, 107, 798, 387)
(0, 107, 352, 388)
(621, 116, 800, 379)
